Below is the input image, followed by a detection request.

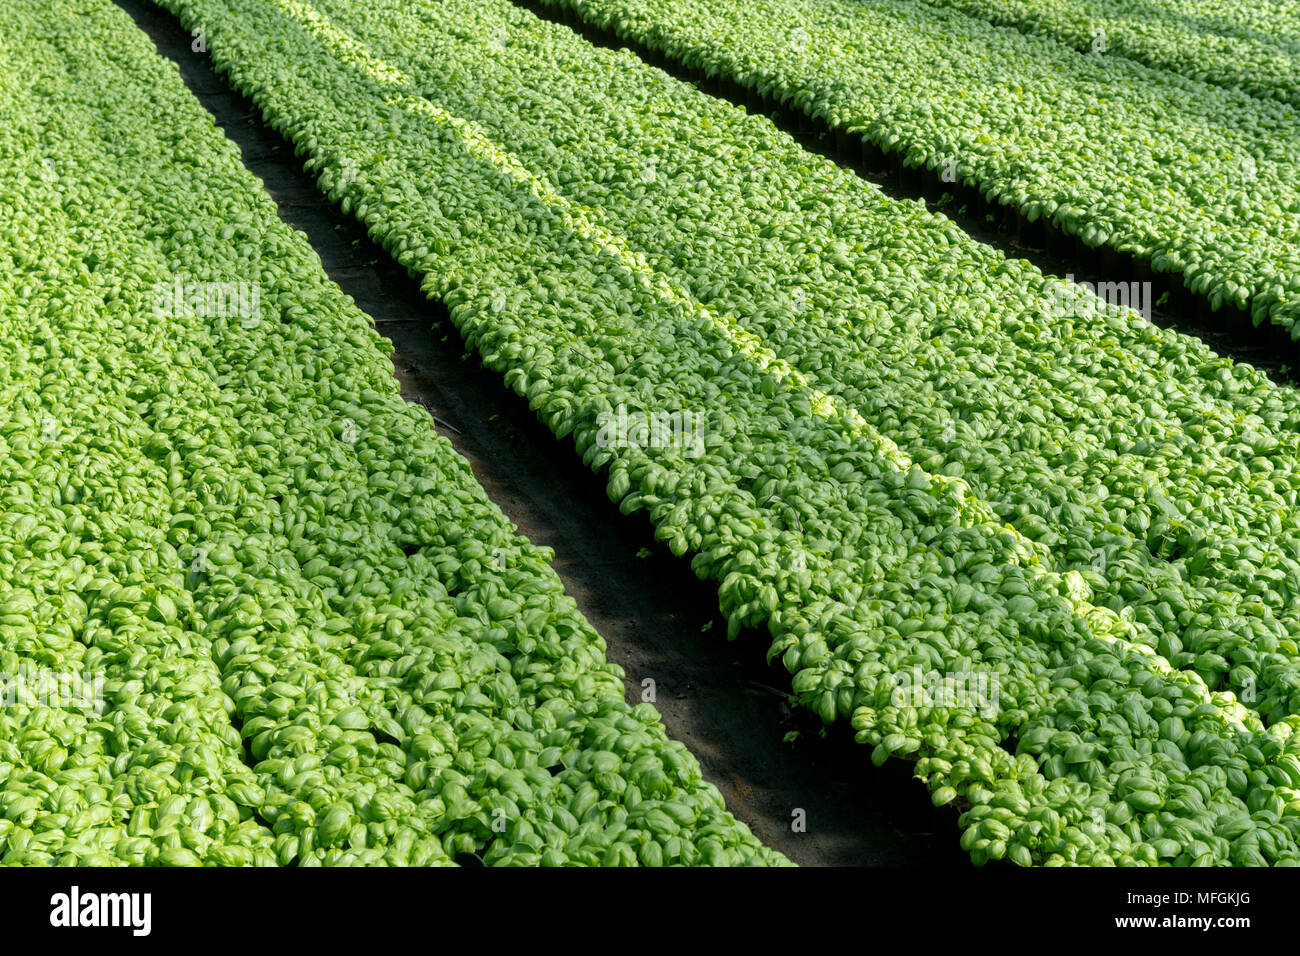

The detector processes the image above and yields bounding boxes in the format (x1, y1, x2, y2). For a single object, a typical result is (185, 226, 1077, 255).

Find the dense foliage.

(151, 0, 1300, 865)
(0, 0, 785, 867)
(538, 0, 1300, 334)
(912, 0, 1300, 106)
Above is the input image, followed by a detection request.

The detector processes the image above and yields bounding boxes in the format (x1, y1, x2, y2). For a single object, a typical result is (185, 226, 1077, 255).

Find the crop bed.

(909, 0, 1300, 107)
(141, 0, 1300, 866)
(534, 0, 1300, 337)
(0, 0, 785, 867)
(7, 0, 1300, 868)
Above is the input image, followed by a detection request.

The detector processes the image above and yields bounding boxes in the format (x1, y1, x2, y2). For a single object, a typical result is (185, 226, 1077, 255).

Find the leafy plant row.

(909, 0, 1300, 107)
(152, 0, 1300, 865)
(211, 0, 1300, 742)
(533, 0, 1300, 337)
(304, 0, 1300, 733)
(0, 0, 785, 867)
